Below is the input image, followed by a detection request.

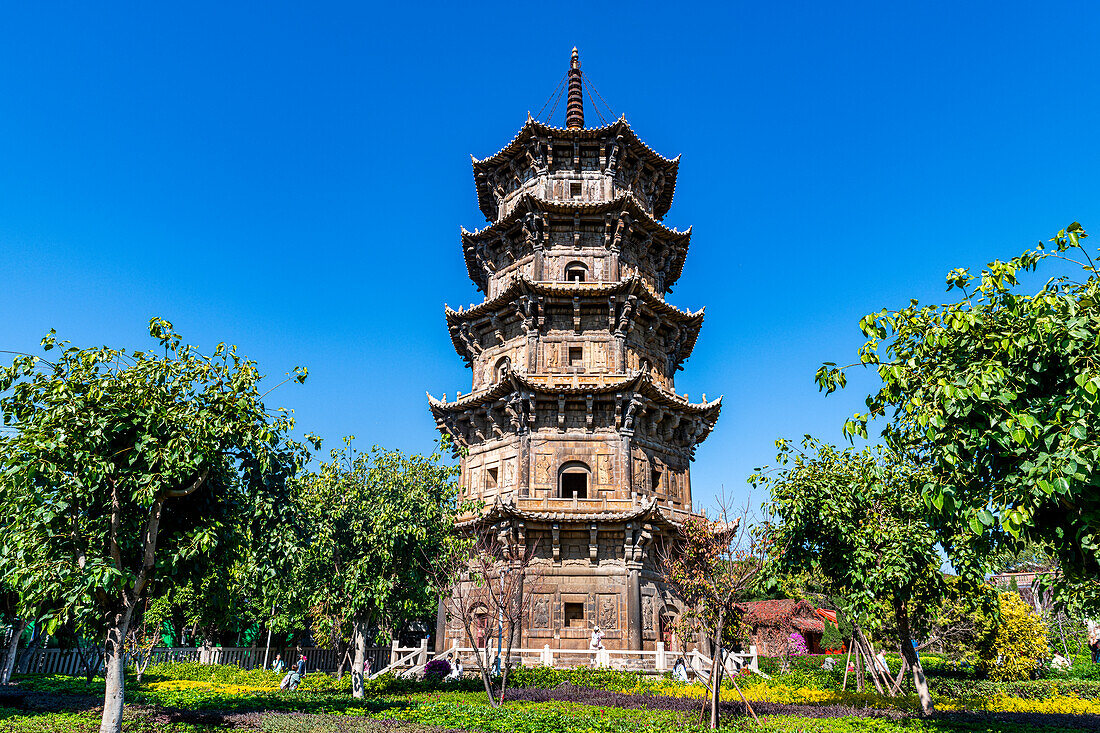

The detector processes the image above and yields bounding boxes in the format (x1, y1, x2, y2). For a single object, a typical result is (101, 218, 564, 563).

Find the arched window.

(565, 261, 588, 283)
(494, 356, 511, 383)
(559, 460, 590, 499)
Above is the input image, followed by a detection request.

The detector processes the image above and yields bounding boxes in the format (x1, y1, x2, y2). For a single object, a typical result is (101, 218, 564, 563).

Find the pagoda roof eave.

(427, 370, 721, 416)
(473, 116, 679, 169)
(444, 275, 703, 325)
(463, 191, 690, 244)
(455, 495, 689, 531)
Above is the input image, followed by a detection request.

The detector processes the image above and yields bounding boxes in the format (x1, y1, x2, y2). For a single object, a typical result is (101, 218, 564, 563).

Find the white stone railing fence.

(416, 641, 758, 676)
(0, 645, 392, 678)
(2, 639, 759, 679)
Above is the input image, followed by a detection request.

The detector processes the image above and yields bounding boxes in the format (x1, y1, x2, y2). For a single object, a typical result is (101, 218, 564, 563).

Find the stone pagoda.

(429, 49, 721, 653)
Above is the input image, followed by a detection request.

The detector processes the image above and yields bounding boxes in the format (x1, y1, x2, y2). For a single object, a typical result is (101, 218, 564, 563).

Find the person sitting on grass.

(271, 653, 285, 673)
(280, 654, 308, 691)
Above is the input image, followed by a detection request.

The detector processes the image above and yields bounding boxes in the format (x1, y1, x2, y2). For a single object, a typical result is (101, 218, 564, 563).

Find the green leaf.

(969, 516, 985, 535)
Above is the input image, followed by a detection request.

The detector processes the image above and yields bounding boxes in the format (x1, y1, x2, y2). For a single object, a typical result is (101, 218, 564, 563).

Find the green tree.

(0, 319, 307, 733)
(816, 223, 1100, 609)
(755, 437, 949, 713)
(292, 437, 460, 698)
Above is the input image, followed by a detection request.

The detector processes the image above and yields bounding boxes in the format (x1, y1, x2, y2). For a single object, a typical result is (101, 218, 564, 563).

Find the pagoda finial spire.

(566, 47, 584, 129)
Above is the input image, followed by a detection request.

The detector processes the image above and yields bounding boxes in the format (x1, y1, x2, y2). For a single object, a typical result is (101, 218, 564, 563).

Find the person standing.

(589, 625, 604, 651)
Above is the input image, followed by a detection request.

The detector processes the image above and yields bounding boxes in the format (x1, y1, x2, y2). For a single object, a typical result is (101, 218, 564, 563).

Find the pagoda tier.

(427, 370, 722, 458)
(462, 193, 690, 297)
(473, 116, 680, 224)
(444, 276, 704, 390)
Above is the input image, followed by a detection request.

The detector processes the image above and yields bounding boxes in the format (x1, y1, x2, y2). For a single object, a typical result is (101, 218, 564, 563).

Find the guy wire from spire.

(535, 71, 568, 123)
(544, 80, 567, 126)
(580, 69, 616, 122)
(584, 83, 608, 126)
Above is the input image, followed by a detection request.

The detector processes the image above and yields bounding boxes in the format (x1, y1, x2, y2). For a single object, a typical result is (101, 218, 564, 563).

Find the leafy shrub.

(788, 632, 809, 656)
(979, 593, 1049, 681)
(507, 665, 653, 692)
(143, 661, 284, 686)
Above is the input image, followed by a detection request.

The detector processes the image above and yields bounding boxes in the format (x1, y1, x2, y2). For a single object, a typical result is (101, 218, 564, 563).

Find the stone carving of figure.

(533, 597, 550, 628)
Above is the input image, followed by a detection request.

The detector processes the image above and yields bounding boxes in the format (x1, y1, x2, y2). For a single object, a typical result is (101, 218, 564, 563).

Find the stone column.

(519, 433, 531, 497)
(434, 597, 447, 653)
(626, 563, 642, 649)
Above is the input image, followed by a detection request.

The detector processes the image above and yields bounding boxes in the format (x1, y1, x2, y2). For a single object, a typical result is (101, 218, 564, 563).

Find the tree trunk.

(457, 618, 497, 707)
(74, 635, 98, 684)
(100, 608, 134, 733)
(16, 626, 45, 674)
(351, 619, 368, 699)
(894, 599, 933, 714)
(1, 619, 28, 684)
(710, 615, 724, 730)
(499, 620, 513, 703)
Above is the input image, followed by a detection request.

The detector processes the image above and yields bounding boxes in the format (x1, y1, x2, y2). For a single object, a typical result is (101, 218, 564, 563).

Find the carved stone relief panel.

(532, 595, 552, 629)
(546, 343, 560, 371)
(503, 457, 517, 488)
(599, 594, 618, 629)
(643, 595, 655, 632)
(597, 454, 612, 486)
(535, 453, 552, 486)
(633, 455, 648, 492)
(593, 342, 607, 370)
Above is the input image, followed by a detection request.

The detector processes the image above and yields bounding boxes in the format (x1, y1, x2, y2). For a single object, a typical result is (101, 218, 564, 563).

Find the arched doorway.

(565, 261, 588, 283)
(558, 460, 590, 499)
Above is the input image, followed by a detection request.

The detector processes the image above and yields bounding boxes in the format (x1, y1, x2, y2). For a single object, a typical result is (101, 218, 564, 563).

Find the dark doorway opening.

(561, 472, 587, 499)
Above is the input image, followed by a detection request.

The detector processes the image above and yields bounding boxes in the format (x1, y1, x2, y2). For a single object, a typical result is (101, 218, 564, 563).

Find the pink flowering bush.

(788, 632, 809, 656)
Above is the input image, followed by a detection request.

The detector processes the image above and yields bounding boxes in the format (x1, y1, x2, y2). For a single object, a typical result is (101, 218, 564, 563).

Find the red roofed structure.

(739, 599, 829, 656)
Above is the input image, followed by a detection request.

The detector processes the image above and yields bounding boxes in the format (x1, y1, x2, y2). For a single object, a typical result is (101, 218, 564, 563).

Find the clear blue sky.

(2, 2, 1098, 512)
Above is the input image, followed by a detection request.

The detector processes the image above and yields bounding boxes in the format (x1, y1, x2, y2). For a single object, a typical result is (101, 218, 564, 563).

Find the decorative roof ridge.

(428, 369, 720, 415)
(512, 369, 645, 396)
(463, 191, 690, 241)
(425, 378, 515, 411)
(456, 495, 681, 529)
(472, 115, 680, 169)
(444, 274, 703, 324)
(428, 370, 647, 413)
(637, 375, 723, 415)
